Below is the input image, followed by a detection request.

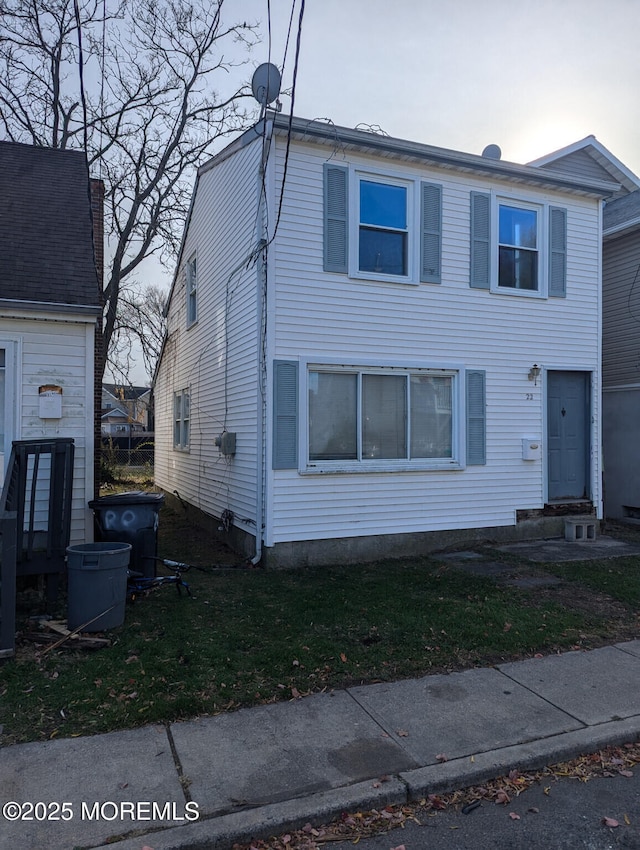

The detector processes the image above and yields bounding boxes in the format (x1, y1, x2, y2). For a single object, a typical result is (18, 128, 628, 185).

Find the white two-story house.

(154, 115, 616, 567)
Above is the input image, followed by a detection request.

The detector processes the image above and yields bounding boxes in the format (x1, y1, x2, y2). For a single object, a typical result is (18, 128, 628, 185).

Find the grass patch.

(545, 556, 640, 608)
(2, 500, 639, 745)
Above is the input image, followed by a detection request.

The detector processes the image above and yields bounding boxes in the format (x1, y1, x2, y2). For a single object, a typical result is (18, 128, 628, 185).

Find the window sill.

(300, 461, 463, 475)
(492, 286, 546, 299)
(350, 271, 419, 286)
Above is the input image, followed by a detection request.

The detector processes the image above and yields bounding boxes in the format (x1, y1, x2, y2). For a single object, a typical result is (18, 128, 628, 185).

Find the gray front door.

(547, 371, 590, 501)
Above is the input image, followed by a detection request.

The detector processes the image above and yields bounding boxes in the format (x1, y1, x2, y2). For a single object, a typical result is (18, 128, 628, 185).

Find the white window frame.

(300, 357, 465, 474)
(492, 194, 547, 298)
(349, 168, 419, 285)
(186, 254, 198, 327)
(173, 388, 190, 451)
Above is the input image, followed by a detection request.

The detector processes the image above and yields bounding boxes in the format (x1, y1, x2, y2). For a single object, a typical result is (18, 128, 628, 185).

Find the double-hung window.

(173, 389, 190, 450)
(498, 204, 539, 291)
(308, 367, 455, 467)
(186, 255, 197, 326)
(471, 192, 567, 297)
(358, 179, 408, 277)
(323, 163, 442, 284)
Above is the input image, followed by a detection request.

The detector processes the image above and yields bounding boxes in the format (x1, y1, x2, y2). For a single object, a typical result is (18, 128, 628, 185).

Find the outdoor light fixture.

(528, 364, 541, 385)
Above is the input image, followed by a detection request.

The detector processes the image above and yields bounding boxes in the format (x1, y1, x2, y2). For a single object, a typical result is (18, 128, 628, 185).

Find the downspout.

(251, 117, 274, 565)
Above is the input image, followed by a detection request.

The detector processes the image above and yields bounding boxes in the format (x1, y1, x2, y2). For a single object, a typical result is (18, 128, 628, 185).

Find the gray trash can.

(66, 542, 131, 631)
(89, 492, 164, 578)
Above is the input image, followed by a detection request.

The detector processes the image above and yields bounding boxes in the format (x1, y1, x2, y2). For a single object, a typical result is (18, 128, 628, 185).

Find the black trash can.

(88, 492, 164, 577)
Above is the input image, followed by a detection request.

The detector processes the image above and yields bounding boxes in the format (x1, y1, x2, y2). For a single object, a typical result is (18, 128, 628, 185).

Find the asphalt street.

(339, 768, 640, 850)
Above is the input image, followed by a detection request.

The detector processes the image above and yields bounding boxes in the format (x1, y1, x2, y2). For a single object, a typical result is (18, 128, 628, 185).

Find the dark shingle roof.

(0, 141, 100, 309)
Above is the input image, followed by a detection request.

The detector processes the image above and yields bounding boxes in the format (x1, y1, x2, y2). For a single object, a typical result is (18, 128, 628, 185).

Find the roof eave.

(273, 115, 619, 199)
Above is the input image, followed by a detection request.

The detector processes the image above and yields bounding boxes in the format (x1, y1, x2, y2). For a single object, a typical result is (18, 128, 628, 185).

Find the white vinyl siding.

(267, 140, 601, 545)
(0, 315, 95, 545)
(154, 136, 263, 534)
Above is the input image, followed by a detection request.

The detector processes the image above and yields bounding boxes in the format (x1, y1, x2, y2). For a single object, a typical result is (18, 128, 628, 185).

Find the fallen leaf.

(529, 807, 539, 814)
(504, 622, 512, 632)
(602, 817, 619, 828)
(509, 812, 521, 820)
(292, 659, 300, 667)
(391, 845, 406, 850)
(397, 729, 409, 737)
(340, 652, 348, 663)
(495, 790, 510, 805)
(291, 687, 301, 699)
(619, 770, 634, 778)
(625, 814, 631, 825)
(435, 752, 447, 761)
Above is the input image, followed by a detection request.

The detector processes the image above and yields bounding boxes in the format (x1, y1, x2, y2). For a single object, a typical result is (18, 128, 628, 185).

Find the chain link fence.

(101, 434, 154, 473)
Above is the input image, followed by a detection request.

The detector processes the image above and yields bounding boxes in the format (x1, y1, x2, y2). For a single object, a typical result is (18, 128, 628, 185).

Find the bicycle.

(127, 558, 192, 600)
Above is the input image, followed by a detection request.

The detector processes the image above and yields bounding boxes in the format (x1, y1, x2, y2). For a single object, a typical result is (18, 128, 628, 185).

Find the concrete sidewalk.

(2, 640, 640, 850)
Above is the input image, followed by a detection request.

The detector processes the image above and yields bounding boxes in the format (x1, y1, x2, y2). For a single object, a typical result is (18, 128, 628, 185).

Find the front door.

(547, 371, 590, 502)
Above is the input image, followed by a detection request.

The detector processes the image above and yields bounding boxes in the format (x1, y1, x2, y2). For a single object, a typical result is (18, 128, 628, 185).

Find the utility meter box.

(215, 431, 236, 456)
(522, 438, 541, 461)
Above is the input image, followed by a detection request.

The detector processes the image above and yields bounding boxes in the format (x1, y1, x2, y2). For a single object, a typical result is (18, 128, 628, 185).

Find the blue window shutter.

(323, 163, 348, 273)
(420, 182, 442, 284)
(470, 192, 491, 289)
(273, 360, 298, 469)
(549, 207, 567, 298)
(466, 370, 486, 465)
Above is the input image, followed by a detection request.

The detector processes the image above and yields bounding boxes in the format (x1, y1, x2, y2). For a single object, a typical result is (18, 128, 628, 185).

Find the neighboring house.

(101, 406, 146, 436)
(0, 141, 103, 545)
(154, 115, 617, 567)
(102, 384, 151, 431)
(601, 190, 640, 519)
(529, 137, 640, 522)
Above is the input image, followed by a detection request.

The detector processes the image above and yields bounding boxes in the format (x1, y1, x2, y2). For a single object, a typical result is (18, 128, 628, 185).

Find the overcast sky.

(236, 0, 640, 174)
(126, 0, 640, 383)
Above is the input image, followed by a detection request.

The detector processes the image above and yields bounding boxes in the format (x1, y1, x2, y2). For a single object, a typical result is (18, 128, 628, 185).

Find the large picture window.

(308, 367, 454, 466)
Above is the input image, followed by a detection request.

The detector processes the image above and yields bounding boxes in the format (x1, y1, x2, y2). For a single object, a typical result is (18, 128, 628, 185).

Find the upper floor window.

(359, 180, 408, 277)
(498, 204, 539, 291)
(470, 192, 567, 298)
(186, 256, 197, 326)
(323, 163, 442, 285)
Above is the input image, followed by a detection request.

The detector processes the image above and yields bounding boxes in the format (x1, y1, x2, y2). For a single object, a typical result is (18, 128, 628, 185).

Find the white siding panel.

(155, 137, 263, 538)
(0, 316, 94, 544)
(267, 141, 601, 545)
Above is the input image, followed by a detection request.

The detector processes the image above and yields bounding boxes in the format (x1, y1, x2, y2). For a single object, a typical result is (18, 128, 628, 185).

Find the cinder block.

(564, 518, 597, 542)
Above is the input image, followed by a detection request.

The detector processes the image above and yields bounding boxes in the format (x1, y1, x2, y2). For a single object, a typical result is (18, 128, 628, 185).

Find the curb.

(91, 719, 640, 850)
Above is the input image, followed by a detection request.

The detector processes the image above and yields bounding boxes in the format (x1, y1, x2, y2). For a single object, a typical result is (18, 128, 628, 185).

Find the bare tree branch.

(0, 0, 260, 379)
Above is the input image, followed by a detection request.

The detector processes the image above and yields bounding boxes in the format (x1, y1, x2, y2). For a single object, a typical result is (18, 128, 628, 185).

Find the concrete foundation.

(159, 490, 600, 569)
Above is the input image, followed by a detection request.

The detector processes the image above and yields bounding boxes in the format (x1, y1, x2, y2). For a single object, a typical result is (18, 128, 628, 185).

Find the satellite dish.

(482, 144, 502, 160)
(251, 63, 282, 107)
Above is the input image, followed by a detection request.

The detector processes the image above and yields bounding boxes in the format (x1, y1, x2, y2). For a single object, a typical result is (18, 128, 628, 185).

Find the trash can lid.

(89, 491, 165, 508)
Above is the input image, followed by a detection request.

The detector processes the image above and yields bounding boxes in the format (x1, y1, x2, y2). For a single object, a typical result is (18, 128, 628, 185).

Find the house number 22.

(525, 393, 534, 400)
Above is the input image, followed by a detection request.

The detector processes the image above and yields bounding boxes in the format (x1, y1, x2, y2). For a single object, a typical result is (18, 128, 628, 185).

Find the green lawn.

(1, 503, 639, 745)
